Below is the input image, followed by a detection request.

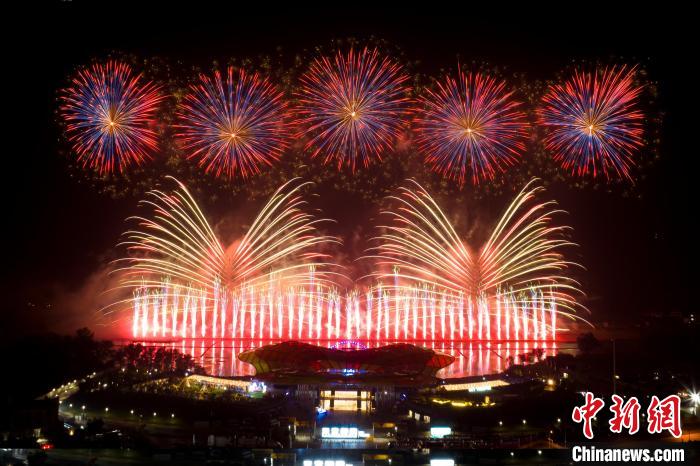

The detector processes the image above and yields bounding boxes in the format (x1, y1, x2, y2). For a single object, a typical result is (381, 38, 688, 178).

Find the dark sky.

(3, 5, 695, 340)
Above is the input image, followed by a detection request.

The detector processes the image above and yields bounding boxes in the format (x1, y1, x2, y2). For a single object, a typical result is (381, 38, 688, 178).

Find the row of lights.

(121, 408, 175, 418)
(505, 451, 544, 458)
(48, 372, 98, 397)
(62, 402, 175, 419)
(495, 417, 561, 426)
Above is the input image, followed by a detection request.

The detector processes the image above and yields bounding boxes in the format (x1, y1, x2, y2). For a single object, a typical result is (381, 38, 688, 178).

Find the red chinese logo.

(647, 395, 682, 438)
(609, 394, 641, 435)
(572, 392, 605, 439)
(572, 393, 682, 439)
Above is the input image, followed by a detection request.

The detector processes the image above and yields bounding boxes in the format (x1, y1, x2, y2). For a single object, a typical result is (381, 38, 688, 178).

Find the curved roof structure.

(238, 341, 454, 386)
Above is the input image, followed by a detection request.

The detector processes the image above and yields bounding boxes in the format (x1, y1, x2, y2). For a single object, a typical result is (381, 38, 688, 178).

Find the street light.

(690, 392, 700, 414)
(690, 392, 700, 406)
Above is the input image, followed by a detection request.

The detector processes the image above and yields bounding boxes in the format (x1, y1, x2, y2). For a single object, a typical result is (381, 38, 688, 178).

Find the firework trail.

(60, 61, 164, 174)
(115, 177, 338, 300)
(177, 67, 291, 179)
(368, 179, 583, 316)
(296, 47, 412, 171)
(538, 65, 644, 180)
(414, 70, 528, 185)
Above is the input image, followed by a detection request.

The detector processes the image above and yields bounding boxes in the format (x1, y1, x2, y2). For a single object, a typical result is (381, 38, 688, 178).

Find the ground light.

(302, 461, 352, 466)
(430, 427, 452, 438)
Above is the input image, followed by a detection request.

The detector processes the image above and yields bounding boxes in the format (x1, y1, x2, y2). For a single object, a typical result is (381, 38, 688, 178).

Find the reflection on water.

(126, 339, 572, 379)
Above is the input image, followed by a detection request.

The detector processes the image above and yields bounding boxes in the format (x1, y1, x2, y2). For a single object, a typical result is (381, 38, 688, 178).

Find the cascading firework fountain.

(115, 177, 585, 346)
(130, 275, 558, 342)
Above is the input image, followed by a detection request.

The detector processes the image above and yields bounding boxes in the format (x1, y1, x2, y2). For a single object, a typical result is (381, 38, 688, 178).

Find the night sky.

(3, 5, 695, 340)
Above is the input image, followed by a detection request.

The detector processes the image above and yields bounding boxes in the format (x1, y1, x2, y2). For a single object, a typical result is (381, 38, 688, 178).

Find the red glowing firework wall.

(131, 275, 558, 343)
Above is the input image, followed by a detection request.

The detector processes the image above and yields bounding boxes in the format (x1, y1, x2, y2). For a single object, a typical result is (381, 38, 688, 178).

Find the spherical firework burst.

(296, 47, 412, 171)
(177, 67, 291, 179)
(414, 70, 529, 185)
(60, 61, 164, 174)
(538, 65, 644, 180)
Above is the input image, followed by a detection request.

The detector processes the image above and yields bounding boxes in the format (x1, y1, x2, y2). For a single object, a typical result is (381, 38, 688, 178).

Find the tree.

(577, 332, 600, 354)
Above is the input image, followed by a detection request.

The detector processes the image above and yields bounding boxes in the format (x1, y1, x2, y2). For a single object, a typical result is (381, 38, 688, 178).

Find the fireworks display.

(60, 61, 164, 174)
(177, 67, 291, 179)
(54, 54, 635, 347)
(414, 70, 529, 185)
(296, 47, 412, 171)
(116, 177, 336, 296)
(538, 65, 644, 180)
(370, 179, 581, 315)
(121, 178, 584, 343)
(57, 53, 652, 191)
(130, 276, 562, 343)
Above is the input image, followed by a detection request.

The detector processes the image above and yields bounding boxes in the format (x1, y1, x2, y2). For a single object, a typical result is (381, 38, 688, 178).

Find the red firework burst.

(177, 67, 291, 179)
(296, 47, 412, 172)
(414, 69, 529, 185)
(538, 65, 644, 180)
(60, 61, 164, 174)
